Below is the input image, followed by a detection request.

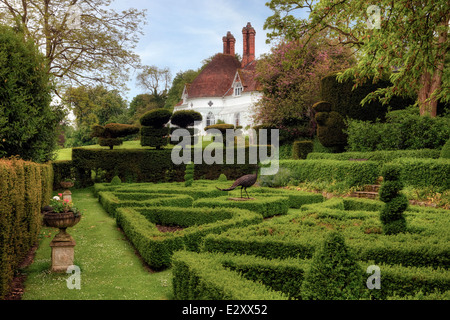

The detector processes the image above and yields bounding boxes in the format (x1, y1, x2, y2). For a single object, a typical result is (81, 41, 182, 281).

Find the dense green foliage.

(0, 158, 53, 298)
(346, 108, 450, 152)
(63, 86, 130, 147)
(320, 72, 414, 122)
(0, 25, 63, 162)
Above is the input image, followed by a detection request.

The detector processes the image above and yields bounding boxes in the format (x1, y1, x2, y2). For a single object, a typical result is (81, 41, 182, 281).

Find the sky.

(109, 0, 287, 102)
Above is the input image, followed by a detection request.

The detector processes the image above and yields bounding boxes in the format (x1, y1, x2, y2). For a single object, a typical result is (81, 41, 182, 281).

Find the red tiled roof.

(186, 54, 242, 98)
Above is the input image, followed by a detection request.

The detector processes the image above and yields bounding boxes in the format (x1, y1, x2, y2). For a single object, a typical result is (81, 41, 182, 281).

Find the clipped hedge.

(175, 252, 450, 300)
(0, 158, 53, 298)
(115, 206, 261, 270)
(172, 251, 287, 300)
(292, 140, 313, 160)
(202, 199, 450, 269)
(72, 147, 261, 187)
(193, 196, 289, 218)
(279, 159, 381, 188)
(98, 191, 195, 217)
(388, 158, 450, 191)
(307, 149, 441, 162)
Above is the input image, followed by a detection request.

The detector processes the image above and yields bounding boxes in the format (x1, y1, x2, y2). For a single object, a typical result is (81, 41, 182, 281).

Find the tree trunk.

(417, 18, 448, 118)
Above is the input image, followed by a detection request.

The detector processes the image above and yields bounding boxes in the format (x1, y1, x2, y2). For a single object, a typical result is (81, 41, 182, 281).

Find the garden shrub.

(0, 25, 63, 163)
(292, 140, 313, 160)
(345, 108, 450, 152)
(140, 108, 172, 149)
(91, 123, 139, 150)
(301, 231, 365, 300)
(313, 100, 347, 152)
(170, 110, 202, 145)
(0, 158, 53, 298)
(110, 175, 121, 185)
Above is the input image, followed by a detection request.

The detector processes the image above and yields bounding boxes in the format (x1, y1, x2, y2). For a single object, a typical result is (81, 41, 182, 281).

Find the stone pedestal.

(62, 190, 72, 202)
(50, 229, 76, 272)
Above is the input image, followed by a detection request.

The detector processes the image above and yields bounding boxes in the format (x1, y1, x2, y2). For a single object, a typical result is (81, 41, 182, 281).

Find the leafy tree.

(0, 25, 64, 162)
(136, 65, 172, 102)
(128, 93, 164, 125)
(63, 85, 129, 146)
(0, 0, 146, 92)
(264, 0, 449, 117)
(164, 69, 200, 110)
(254, 32, 355, 131)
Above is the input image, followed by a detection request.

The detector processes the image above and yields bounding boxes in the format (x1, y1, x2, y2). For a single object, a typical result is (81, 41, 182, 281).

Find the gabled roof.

(186, 53, 242, 98)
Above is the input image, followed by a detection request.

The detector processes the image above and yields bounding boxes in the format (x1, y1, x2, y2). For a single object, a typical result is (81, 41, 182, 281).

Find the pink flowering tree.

(253, 33, 355, 138)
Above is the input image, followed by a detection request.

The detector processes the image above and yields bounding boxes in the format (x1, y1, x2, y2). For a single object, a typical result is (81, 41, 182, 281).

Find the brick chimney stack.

(222, 31, 236, 56)
(241, 22, 256, 68)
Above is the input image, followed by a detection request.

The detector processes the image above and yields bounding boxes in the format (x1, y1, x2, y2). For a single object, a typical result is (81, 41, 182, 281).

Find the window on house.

(206, 112, 215, 127)
(234, 82, 243, 96)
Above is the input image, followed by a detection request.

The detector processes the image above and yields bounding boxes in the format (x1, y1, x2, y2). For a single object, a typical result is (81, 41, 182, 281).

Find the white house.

(173, 22, 262, 136)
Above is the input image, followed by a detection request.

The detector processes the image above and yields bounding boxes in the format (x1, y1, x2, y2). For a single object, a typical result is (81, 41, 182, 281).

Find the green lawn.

(22, 188, 172, 300)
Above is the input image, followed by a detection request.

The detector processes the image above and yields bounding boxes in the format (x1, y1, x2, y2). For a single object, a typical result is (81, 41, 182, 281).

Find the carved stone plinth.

(50, 229, 76, 272)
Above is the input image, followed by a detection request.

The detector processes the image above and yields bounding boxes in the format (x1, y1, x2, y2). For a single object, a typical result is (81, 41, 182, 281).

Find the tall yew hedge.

(0, 158, 53, 298)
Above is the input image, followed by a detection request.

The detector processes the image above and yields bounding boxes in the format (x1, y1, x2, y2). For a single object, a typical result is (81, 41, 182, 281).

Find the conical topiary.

(301, 231, 365, 300)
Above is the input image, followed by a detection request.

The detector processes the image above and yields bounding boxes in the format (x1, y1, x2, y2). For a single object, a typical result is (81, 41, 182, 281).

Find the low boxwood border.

(116, 206, 262, 270)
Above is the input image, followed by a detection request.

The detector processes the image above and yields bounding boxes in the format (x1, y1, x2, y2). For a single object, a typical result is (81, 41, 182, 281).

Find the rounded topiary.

(140, 108, 172, 149)
(292, 140, 313, 159)
(171, 110, 202, 128)
(301, 231, 365, 300)
(315, 110, 347, 151)
(91, 123, 139, 150)
(379, 165, 408, 235)
(440, 139, 450, 159)
(218, 173, 227, 181)
(140, 108, 172, 128)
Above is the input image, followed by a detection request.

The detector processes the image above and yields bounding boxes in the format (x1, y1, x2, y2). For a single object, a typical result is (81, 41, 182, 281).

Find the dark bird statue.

(216, 167, 258, 198)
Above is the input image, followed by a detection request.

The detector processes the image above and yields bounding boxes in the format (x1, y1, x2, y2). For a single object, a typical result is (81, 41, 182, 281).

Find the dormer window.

(234, 82, 243, 96)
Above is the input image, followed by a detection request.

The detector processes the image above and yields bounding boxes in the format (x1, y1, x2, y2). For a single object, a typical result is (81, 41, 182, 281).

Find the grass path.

(22, 188, 172, 300)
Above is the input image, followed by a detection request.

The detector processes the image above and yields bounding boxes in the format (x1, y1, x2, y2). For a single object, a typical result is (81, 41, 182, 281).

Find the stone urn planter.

(43, 211, 81, 272)
(60, 181, 74, 201)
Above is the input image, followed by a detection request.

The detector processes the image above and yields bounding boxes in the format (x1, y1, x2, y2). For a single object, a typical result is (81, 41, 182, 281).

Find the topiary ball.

(140, 108, 172, 128)
(440, 139, 450, 159)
